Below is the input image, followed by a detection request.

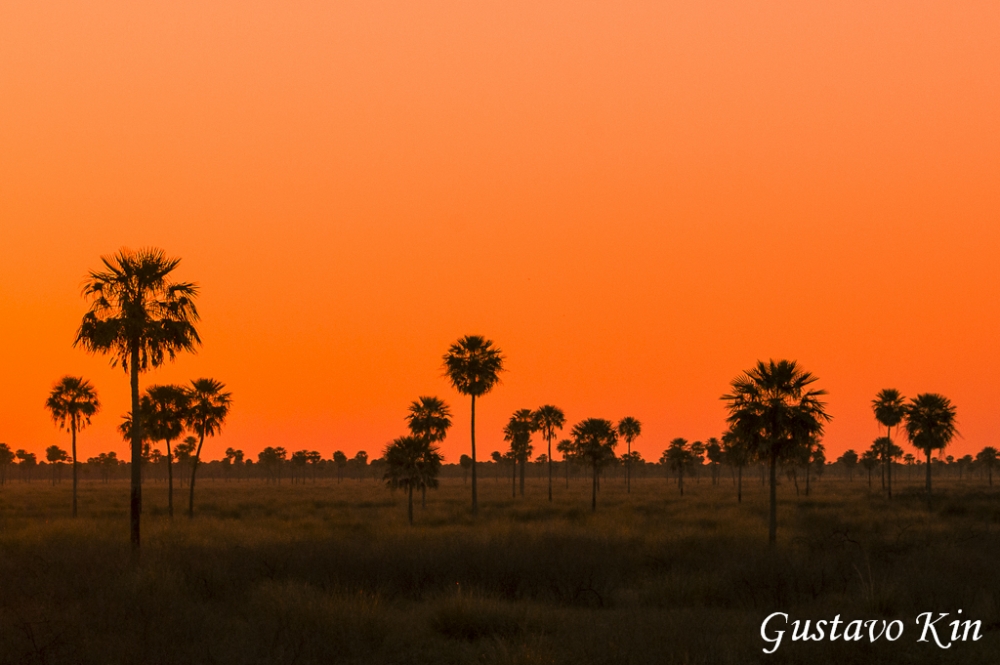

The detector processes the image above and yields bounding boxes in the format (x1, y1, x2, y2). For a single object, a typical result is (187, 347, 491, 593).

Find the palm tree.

(503, 409, 536, 497)
(405, 396, 451, 506)
(976, 447, 998, 486)
(535, 405, 566, 502)
(904, 393, 958, 510)
(722, 360, 831, 544)
(45, 445, 69, 485)
(443, 335, 505, 515)
(45, 376, 101, 517)
(568, 418, 618, 511)
(75, 248, 200, 553)
(383, 435, 443, 525)
(185, 378, 232, 517)
(616, 417, 641, 494)
(143, 385, 189, 517)
(872, 389, 906, 499)
(664, 438, 693, 495)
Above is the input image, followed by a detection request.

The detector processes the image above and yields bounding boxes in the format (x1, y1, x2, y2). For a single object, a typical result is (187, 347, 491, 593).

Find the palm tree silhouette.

(664, 437, 693, 495)
(872, 389, 906, 499)
(185, 378, 232, 517)
(45, 376, 100, 517)
(443, 335, 505, 515)
(904, 393, 957, 510)
(143, 385, 189, 517)
(405, 396, 451, 507)
(383, 435, 443, 524)
(75, 248, 199, 554)
(976, 447, 998, 485)
(503, 409, 536, 497)
(722, 360, 831, 544)
(720, 430, 750, 502)
(616, 417, 641, 494)
(568, 418, 618, 511)
(535, 405, 566, 502)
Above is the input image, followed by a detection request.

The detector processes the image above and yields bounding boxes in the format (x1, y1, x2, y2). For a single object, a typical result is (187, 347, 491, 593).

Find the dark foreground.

(1, 475, 998, 664)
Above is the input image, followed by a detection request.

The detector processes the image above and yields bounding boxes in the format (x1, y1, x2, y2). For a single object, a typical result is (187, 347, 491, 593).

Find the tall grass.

(0, 476, 997, 663)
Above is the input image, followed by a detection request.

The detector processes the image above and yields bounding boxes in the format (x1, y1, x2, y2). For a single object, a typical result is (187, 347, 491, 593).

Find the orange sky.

(1, 1, 998, 464)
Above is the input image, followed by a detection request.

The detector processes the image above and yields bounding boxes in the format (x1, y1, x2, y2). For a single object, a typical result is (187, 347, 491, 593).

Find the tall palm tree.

(568, 418, 618, 511)
(872, 389, 906, 499)
(45, 376, 101, 517)
(616, 417, 641, 494)
(722, 359, 831, 544)
(75, 248, 199, 553)
(443, 335, 505, 515)
(534, 405, 565, 502)
(405, 396, 451, 507)
(185, 378, 232, 517)
(904, 393, 958, 510)
(503, 409, 536, 497)
(143, 384, 189, 517)
(383, 435, 443, 525)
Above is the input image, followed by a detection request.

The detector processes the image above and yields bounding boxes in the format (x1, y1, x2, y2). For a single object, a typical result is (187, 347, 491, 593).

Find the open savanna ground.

(1, 473, 998, 664)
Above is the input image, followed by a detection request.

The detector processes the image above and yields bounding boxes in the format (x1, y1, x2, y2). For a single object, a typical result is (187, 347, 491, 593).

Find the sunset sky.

(2, 1, 998, 464)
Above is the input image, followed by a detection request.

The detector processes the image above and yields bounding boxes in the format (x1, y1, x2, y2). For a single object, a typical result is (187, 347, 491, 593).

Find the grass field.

(1, 472, 998, 664)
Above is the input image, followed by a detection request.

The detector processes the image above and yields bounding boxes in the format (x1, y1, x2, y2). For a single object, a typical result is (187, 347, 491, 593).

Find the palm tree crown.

(406, 396, 452, 443)
(872, 389, 906, 432)
(443, 335, 505, 398)
(905, 392, 957, 508)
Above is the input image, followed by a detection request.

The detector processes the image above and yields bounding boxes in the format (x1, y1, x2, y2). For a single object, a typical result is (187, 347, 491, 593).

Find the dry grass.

(0, 473, 998, 664)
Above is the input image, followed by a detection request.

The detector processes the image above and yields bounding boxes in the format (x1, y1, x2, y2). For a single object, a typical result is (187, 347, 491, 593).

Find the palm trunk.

(421, 483, 426, 508)
(626, 439, 631, 494)
(470, 395, 478, 515)
(166, 439, 174, 518)
(188, 432, 205, 518)
(408, 484, 414, 525)
(591, 462, 598, 511)
(805, 460, 810, 496)
(768, 451, 778, 545)
(129, 348, 141, 559)
(886, 426, 893, 500)
(547, 434, 553, 502)
(925, 448, 932, 511)
(737, 465, 742, 503)
(678, 466, 684, 496)
(512, 459, 516, 498)
(519, 456, 525, 496)
(71, 419, 78, 517)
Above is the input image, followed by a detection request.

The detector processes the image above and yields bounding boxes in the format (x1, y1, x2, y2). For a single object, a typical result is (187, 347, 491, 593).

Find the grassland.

(1, 472, 998, 664)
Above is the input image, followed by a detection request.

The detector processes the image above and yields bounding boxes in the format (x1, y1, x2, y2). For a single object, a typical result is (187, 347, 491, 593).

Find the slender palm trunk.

(71, 420, 78, 518)
(166, 439, 174, 518)
(591, 462, 598, 511)
(925, 448, 933, 511)
(129, 348, 141, 558)
(547, 434, 553, 502)
(408, 484, 414, 525)
(886, 426, 893, 500)
(626, 439, 631, 494)
(737, 465, 742, 503)
(470, 395, 478, 515)
(678, 466, 684, 496)
(511, 459, 516, 498)
(805, 460, 810, 496)
(421, 483, 426, 508)
(188, 432, 205, 518)
(768, 451, 778, 545)
(519, 456, 525, 496)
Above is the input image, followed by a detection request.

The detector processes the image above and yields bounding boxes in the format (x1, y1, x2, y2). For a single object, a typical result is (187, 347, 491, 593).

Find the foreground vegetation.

(1, 476, 997, 664)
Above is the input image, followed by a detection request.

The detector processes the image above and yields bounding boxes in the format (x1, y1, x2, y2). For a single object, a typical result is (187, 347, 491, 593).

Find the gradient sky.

(2, 1, 998, 464)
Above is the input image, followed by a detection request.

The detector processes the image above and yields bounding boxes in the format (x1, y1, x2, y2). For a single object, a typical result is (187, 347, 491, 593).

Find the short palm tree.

(45, 376, 100, 517)
(904, 393, 958, 510)
(872, 389, 906, 499)
(443, 335, 505, 515)
(142, 384, 189, 516)
(976, 447, 998, 486)
(75, 248, 200, 553)
(534, 405, 565, 502)
(568, 418, 618, 511)
(184, 378, 232, 517)
(722, 360, 831, 544)
(503, 409, 537, 497)
(383, 435, 443, 524)
(616, 417, 641, 494)
(664, 437, 693, 495)
(556, 438, 574, 488)
(405, 396, 451, 506)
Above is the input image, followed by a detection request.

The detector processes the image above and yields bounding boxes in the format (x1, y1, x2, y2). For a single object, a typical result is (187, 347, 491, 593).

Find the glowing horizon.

(2, 1, 998, 464)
